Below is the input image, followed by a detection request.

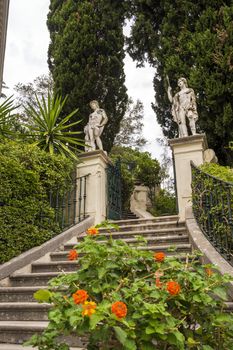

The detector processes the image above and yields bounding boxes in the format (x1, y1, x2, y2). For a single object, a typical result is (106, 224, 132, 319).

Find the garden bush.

(110, 146, 161, 210)
(200, 163, 233, 183)
(28, 226, 233, 350)
(149, 189, 177, 217)
(0, 140, 74, 263)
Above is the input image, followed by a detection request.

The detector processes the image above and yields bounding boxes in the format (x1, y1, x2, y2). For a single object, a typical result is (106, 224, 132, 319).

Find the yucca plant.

(25, 93, 84, 160)
(0, 96, 17, 137)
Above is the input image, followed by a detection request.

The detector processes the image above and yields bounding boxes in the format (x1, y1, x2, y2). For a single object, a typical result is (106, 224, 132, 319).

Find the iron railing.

(106, 159, 122, 220)
(191, 162, 233, 266)
(49, 174, 90, 230)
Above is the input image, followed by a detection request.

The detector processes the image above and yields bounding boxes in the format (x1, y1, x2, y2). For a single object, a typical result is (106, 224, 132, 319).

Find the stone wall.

(0, 0, 10, 92)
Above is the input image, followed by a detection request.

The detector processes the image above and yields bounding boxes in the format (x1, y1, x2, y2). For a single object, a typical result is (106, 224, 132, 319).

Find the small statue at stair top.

(84, 100, 108, 152)
(166, 76, 199, 138)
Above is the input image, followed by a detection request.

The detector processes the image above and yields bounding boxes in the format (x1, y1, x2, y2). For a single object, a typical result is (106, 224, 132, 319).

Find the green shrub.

(149, 189, 177, 217)
(200, 163, 233, 183)
(110, 146, 161, 210)
(28, 228, 233, 350)
(0, 140, 74, 263)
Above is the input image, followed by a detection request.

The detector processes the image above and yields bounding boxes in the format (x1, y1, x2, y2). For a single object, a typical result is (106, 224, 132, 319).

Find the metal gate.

(106, 159, 122, 220)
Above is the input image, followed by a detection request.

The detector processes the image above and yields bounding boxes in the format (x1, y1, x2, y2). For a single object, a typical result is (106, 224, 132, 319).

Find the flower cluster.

(111, 301, 127, 318)
(72, 289, 96, 317)
(82, 301, 97, 317)
(72, 289, 88, 304)
(206, 268, 213, 277)
(87, 227, 99, 235)
(154, 252, 165, 262)
(68, 249, 78, 261)
(166, 281, 181, 295)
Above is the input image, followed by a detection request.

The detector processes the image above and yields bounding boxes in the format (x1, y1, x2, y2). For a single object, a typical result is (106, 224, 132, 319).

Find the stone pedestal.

(76, 150, 111, 224)
(169, 134, 208, 221)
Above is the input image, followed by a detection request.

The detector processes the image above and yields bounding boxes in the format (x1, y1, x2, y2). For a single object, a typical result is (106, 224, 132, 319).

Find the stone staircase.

(0, 215, 231, 349)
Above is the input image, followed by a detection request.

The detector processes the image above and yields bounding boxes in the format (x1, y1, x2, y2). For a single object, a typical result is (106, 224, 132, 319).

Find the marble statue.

(84, 100, 108, 152)
(166, 76, 198, 138)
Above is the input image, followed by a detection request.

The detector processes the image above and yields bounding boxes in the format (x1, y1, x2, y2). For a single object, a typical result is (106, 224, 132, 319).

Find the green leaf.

(213, 287, 228, 301)
(167, 331, 185, 349)
(213, 313, 233, 324)
(113, 326, 127, 345)
(187, 337, 200, 347)
(89, 314, 105, 330)
(124, 339, 137, 350)
(33, 289, 52, 303)
(141, 343, 155, 350)
(98, 267, 106, 279)
(202, 346, 214, 350)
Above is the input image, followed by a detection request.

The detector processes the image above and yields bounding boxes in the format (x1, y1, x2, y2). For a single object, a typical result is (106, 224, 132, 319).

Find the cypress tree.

(128, 1, 233, 164)
(47, 0, 128, 152)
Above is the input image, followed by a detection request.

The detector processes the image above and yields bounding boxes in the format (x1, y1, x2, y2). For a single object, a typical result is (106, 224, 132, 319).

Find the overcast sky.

(3, 0, 164, 160)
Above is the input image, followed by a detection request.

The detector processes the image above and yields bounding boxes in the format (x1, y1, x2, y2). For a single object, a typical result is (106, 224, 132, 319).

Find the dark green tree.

(128, 1, 233, 165)
(47, 0, 129, 152)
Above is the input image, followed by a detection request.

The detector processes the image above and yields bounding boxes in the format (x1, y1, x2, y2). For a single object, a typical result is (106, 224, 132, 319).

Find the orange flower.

(206, 268, 213, 277)
(87, 227, 99, 235)
(68, 249, 78, 261)
(155, 278, 163, 289)
(111, 301, 127, 318)
(166, 281, 181, 296)
(72, 289, 88, 304)
(154, 252, 165, 262)
(82, 301, 97, 317)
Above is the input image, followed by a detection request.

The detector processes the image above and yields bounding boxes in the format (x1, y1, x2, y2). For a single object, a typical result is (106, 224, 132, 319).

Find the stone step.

(64, 234, 189, 251)
(111, 215, 179, 226)
(31, 260, 79, 273)
(139, 243, 192, 253)
(0, 302, 50, 321)
(74, 227, 188, 244)
(51, 245, 192, 262)
(0, 345, 84, 350)
(0, 321, 47, 344)
(0, 321, 85, 347)
(0, 286, 46, 302)
(99, 221, 185, 233)
(9, 272, 65, 287)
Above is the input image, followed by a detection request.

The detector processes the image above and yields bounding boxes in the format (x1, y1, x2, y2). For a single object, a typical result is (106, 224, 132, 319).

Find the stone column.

(169, 134, 208, 221)
(76, 150, 111, 224)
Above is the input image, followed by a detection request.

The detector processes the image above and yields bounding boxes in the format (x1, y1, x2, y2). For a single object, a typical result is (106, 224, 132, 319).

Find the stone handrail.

(0, 216, 94, 281)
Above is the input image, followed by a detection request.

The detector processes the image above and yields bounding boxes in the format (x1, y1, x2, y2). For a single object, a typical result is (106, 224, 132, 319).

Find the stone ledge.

(185, 206, 233, 298)
(0, 216, 94, 281)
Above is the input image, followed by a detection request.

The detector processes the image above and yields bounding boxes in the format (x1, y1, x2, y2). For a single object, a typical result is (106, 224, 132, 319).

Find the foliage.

(114, 98, 146, 149)
(1, 81, 9, 99)
(200, 163, 233, 183)
(13, 74, 54, 129)
(0, 140, 74, 263)
(149, 189, 176, 217)
(14, 74, 54, 112)
(47, 0, 129, 152)
(0, 96, 18, 138)
(110, 146, 161, 209)
(192, 163, 233, 265)
(128, 1, 233, 165)
(28, 230, 233, 349)
(24, 92, 84, 160)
